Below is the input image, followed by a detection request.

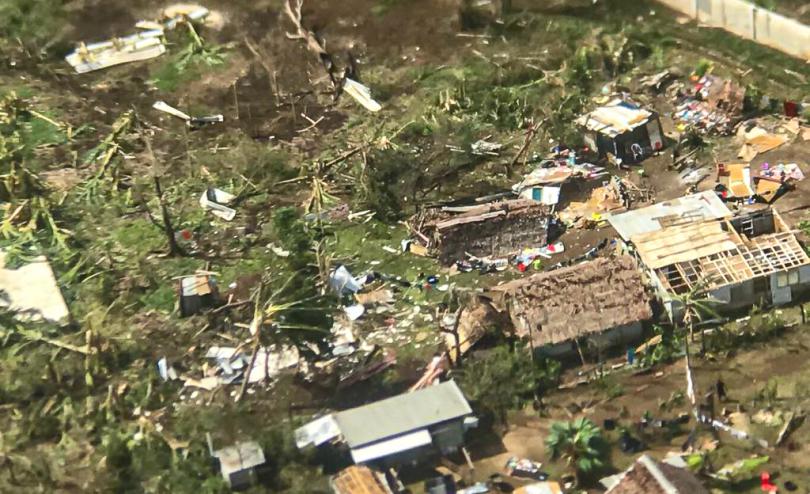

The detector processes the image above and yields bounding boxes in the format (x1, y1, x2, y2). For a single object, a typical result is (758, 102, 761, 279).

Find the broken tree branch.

(17, 328, 95, 355)
(144, 138, 187, 257)
(237, 284, 265, 402)
(509, 120, 541, 172)
(283, 0, 342, 98)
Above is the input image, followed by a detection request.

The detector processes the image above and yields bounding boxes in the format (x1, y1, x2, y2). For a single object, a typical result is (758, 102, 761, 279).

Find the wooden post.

(462, 446, 475, 470)
(574, 338, 587, 367)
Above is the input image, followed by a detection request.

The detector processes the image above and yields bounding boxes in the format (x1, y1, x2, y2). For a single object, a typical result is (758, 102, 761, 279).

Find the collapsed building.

(610, 193, 810, 319)
(416, 199, 551, 265)
(486, 256, 653, 356)
(576, 99, 665, 165)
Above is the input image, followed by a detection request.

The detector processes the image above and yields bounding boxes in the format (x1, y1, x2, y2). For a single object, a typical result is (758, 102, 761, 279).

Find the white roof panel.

(350, 429, 432, 464)
(576, 99, 653, 138)
(608, 191, 732, 241)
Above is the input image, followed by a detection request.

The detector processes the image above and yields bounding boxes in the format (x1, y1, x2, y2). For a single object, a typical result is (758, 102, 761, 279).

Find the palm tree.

(546, 418, 607, 485)
(669, 280, 722, 412)
(236, 275, 328, 401)
(670, 280, 723, 357)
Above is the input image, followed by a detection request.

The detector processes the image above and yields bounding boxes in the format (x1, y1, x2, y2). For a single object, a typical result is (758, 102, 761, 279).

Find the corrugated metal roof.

(334, 380, 472, 448)
(576, 99, 653, 138)
(608, 191, 732, 241)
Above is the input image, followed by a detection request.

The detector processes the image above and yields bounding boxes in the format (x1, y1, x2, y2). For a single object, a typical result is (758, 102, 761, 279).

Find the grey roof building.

(296, 381, 475, 465)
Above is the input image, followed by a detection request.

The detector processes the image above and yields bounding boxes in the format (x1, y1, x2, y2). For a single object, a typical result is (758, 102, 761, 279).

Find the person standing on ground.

(716, 377, 727, 402)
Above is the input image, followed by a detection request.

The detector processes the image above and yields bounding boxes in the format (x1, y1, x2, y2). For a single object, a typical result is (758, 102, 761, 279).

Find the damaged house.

(417, 199, 551, 265)
(576, 99, 665, 164)
(296, 380, 476, 466)
(487, 256, 653, 356)
(611, 195, 810, 319)
(602, 454, 708, 494)
(331, 465, 394, 494)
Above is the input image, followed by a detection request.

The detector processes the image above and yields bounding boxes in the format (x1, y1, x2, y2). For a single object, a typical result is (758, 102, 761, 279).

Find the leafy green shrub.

(458, 346, 560, 422)
(693, 58, 714, 78)
(641, 325, 684, 367)
(546, 418, 609, 484)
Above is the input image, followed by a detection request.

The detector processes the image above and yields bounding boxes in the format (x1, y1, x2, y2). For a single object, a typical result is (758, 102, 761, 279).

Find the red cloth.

(784, 101, 799, 118)
(761, 472, 778, 492)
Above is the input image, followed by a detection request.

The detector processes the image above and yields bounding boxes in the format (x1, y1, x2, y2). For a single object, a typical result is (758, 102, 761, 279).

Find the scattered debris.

(679, 166, 710, 186)
(157, 357, 179, 381)
(504, 457, 547, 481)
(471, 139, 503, 156)
(444, 301, 494, 362)
(711, 455, 769, 482)
(0, 251, 70, 324)
(199, 187, 236, 221)
(558, 176, 629, 224)
(514, 242, 565, 270)
(329, 321, 358, 356)
(344, 303, 365, 321)
(337, 348, 397, 389)
(66, 5, 211, 73)
(751, 409, 780, 427)
(639, 69, 680, 93)
(716, 162, 755, 200)
(343, 78, 382, 113)
(66, 30, 166, 74)
(738, 128, 789, 162)
(160, 4, 217, 30)
(674, 75, 745, 135)
(409, 353, 449, 391)
(752, 162, 805, 203)
(355, 288, 395, 306)
(153, 101, 224, 129)
(514, 481, 563, 494)
(776, 410, 804, 447)
(329, 265, 367, 295)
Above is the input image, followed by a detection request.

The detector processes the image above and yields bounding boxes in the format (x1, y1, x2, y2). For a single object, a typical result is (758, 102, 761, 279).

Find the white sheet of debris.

(0, 251, 69, 324)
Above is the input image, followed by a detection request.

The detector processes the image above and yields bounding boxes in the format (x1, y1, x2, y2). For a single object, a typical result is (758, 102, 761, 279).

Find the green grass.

(0, 0, 64, 48)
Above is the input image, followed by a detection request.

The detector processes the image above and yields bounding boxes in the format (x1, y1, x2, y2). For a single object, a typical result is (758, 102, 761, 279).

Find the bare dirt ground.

(462, 305, 810, 493)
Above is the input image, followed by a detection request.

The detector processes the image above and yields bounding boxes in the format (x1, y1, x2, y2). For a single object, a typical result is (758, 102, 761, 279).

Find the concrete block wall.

(654, 0, 810, 60)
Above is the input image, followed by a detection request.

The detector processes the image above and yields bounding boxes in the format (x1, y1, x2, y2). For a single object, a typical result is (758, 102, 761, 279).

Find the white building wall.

(654, 0, 810, 60)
